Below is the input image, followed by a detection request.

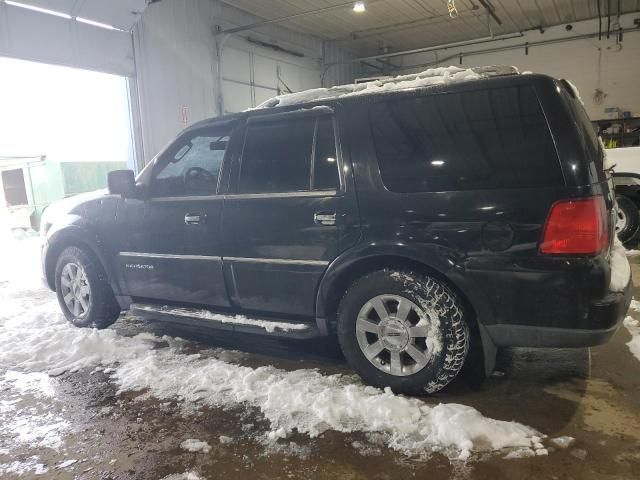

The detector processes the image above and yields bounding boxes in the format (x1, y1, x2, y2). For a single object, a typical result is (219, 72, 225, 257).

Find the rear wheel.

(615, 195, 640, 246)
(54, 246, 120, 328)
(337, 269, 469, 395)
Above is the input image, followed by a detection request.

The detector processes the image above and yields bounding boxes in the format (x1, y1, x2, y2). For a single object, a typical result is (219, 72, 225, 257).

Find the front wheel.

(54, 246, 120, 328)
(337, 269, 469, 395)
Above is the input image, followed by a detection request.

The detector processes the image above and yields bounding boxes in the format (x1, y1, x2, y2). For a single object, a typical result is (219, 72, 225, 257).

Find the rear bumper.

(485, 275, 632, 348)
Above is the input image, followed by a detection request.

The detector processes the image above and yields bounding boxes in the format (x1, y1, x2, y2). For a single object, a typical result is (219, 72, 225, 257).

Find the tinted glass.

(151, 128, 229, 197)
(239, 118, 314, 193)
(313, 117, 339, 190)
(369, 85, 562, 192)
(559, 82, 602, 173)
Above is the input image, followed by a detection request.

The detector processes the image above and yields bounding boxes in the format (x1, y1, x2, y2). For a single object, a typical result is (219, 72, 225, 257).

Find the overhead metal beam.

(216, 0, 384, 36)
(477, 0, 502, 25)
(329, 7, 481, 43)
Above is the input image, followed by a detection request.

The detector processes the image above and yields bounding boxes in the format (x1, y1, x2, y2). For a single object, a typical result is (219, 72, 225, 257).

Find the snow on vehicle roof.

(256, 65, 520, 110)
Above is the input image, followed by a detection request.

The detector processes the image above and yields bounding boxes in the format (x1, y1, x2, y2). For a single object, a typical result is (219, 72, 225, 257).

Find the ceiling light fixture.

(447, 0, 458, 18)
(353, 1, 366, 13)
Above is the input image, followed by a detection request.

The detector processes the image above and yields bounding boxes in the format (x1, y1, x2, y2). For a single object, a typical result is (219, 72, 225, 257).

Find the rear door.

(221, 107, 359, 318)
(116, 124, 232, 307)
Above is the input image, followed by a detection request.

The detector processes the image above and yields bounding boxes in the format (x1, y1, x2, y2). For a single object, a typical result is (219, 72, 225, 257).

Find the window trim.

(234, 113, 343, 197)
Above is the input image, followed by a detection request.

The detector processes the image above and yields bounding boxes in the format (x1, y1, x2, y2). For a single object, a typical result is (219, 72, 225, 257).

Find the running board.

(130, 303, 321, 339)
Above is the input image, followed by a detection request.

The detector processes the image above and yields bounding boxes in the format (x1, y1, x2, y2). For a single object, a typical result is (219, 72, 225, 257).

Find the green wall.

(60, 161, 127, 196)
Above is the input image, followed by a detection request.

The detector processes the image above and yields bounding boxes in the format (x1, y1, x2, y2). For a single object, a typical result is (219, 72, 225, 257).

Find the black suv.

(41, 67, 632, 394)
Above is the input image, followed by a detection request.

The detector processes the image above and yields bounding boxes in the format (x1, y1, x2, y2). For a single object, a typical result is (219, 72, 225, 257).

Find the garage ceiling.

(14, 0, 147, 30)
(222, 0, 640, 55)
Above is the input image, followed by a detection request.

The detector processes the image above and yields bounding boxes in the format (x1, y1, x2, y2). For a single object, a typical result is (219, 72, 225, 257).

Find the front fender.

(44, 218, 119, 294)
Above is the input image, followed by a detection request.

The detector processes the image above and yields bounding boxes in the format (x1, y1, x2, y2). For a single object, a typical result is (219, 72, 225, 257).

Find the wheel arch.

(44, 226, 118, 294)
(315, 244, 499, 376)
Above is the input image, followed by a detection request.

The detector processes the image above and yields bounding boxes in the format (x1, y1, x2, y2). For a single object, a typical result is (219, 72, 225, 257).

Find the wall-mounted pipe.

(326, 33, 525, 65)
(391, 27, 639, 73)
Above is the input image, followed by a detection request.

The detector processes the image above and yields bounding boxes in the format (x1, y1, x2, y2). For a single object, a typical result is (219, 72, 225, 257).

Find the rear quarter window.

(369, 85, 563, 193)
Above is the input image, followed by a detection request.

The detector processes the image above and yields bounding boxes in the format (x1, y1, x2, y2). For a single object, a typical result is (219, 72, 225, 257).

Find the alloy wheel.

(355, 294, 434, 377)
(60, 262, 91, 318)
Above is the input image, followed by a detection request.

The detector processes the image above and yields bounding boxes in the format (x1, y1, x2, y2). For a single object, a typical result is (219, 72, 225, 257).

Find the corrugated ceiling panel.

(223, 0, 640, 55)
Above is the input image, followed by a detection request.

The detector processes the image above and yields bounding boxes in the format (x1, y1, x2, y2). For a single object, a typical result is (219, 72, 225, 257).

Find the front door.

(115, 123, 233, 307)
(222, 109, 359, 318)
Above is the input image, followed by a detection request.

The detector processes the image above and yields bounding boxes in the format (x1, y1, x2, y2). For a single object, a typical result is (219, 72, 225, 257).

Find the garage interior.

(1, 1, 640, 479)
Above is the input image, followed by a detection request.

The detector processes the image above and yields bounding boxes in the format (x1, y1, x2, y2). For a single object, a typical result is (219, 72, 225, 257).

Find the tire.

(615, 195, 640, 246)
(337, 269, 469, 395)
(54, 246, 120, 328)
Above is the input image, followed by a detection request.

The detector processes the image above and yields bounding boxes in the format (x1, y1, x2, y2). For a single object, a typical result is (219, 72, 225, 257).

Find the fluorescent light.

(431, 160, 444, 166)
(353, 1, 366, 13)
(327, 157, 336, 163)
(4, 0, 71, 19)
(76, 17, 116, 30)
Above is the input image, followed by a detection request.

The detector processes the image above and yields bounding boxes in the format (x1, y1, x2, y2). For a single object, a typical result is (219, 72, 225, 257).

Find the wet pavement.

(1, 256, 640, 479)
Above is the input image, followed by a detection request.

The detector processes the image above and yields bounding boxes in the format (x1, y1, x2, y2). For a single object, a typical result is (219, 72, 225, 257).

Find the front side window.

(151, 127, 230, 197)
(369, 85, 562, 193)
(238, 115, 339, 194)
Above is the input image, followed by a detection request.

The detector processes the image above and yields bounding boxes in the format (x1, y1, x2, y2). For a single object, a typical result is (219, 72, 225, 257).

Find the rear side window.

(369, 85, 562, 193)
(239, 118, 315, 193)
(239, 115, 339, 194)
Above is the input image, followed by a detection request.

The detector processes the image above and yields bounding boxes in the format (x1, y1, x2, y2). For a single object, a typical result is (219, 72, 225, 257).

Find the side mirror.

(108, 170, 136, 197)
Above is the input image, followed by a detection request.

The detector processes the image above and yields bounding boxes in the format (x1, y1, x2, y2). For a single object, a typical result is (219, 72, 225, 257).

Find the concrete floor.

(1, 258, 639, 479)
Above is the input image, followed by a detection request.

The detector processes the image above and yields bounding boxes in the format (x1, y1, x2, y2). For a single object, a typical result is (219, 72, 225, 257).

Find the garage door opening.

(0, 56, 136, 233)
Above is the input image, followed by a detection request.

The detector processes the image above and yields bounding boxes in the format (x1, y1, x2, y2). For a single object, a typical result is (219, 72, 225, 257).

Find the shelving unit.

(592, 117, 640, 148)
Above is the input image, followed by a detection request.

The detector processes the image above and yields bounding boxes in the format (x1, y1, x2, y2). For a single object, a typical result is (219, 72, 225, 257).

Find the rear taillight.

(539, 196, 609, 255)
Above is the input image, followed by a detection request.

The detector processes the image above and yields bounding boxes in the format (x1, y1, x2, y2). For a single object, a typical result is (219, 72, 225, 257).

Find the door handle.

(185, 213, 205, 225)
(314, 211, 336, 226)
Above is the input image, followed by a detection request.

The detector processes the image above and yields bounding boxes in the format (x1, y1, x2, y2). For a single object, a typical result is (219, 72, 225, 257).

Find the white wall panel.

(222, 80, 252, 114)
(0, 3, 135, 76)
(397, 14, 640, 120)
(222, 47, 251, 81)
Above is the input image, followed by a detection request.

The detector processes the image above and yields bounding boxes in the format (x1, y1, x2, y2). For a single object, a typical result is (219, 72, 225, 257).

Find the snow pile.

(160, 472, 204, 480)
(0, 301, 160, 376)
(133, 304, 309, 333)
(550, 436, 575, 449)
(0, 458, 48, 476)
(609, 238, 631, 292)
(256, 66, 506, 109)
(623, 316, 640, 362)
(114, 350, 540, 460)
(2, 371, 55, 397)
(180, 439, 211, 453)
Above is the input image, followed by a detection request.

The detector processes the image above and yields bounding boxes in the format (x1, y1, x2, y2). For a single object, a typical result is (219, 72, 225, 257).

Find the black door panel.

(222, 109, 360, 319)
(113, 123, 234, 308)
(222, 193, 348, 316)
